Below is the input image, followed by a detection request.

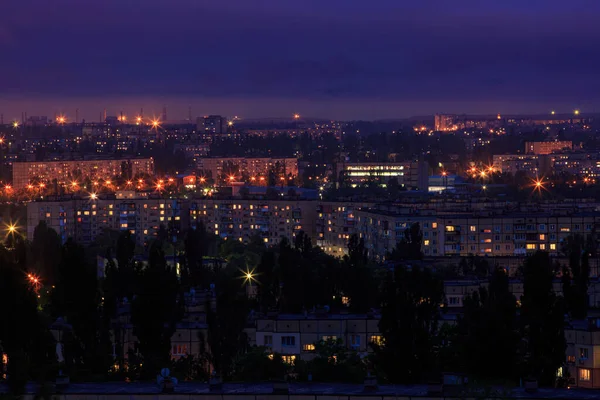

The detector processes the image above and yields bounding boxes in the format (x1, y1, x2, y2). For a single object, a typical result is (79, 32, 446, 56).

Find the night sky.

(1, 0, 599, 120)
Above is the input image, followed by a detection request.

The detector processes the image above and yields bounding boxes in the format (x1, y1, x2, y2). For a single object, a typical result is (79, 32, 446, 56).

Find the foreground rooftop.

(2, 382, 599, 399)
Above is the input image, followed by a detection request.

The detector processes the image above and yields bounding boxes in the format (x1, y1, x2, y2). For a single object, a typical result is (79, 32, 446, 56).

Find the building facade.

(12, 158, 154, 190)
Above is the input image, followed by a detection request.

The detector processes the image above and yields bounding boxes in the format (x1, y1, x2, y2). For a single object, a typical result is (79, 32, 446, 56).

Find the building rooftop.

(2, 382, 600, 398)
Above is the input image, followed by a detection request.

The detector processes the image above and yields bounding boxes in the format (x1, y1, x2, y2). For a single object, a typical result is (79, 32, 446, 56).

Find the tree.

(232, 346, 288, 381)
(520, 251, 566, 386)
(0, 246, 55, 394)
(299, 339, 366, 383)
(562, 235, 590, 319)
(342, 235, 376, 312)
(201, 275, 249, 379)
(389, 223, 423, 261)
(31, 221, 62, 285)
(373, 266, 444, 383)
(256, 250, 279, 313)
(457, 267, 519, 381)
(131, 242, 183, 379)
(50, 239, 112, 377)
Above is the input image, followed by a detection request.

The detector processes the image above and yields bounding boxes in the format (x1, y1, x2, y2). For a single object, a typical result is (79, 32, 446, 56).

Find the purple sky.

(1, 0, 599, 121)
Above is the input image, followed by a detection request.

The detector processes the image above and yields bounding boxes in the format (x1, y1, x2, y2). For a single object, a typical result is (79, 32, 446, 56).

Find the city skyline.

(1, 0, 600, 120)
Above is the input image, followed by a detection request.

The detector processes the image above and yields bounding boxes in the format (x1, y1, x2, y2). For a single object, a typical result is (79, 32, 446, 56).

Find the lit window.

(370, 335, 384, 346)
(445, 226, 455, 232)
(550, 243, 557, 250)
(424, 240, 430, 246)
(539, 234, 546, 240)
(281, 355, 296, 365)
(432, 222, 438, 229)
(580, 368, 591, 381)
(540, 244, 546, 250)
(303, 344, 315, 352)
(526, 244, 536, 250)
(470, 225, 476, 232)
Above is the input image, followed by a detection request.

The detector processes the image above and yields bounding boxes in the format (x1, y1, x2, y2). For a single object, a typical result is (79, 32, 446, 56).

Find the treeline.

(0, 222, 591, 393)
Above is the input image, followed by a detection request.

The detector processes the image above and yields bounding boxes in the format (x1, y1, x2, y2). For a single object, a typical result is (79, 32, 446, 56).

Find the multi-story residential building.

(316, 202, 374, 256)
(12, 158, 154, 189)
(196, 157, 298, 182)
(26, 196, 184, 246)
(356, 206, 600, 260)
(525, 141, 572, 155)
(197, 115, 227, 135)
(492, 154, 551, 176)
(252, 312, 382, 363)
(26, 196, 317, 247)
(565, 315, 600, 388)
(189, 199, 316, 246)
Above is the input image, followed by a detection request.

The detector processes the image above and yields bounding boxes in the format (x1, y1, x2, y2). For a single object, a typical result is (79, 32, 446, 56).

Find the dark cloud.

(0, 0, 599, 119)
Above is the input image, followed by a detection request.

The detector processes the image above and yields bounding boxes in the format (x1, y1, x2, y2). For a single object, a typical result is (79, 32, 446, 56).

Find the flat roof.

(3, 382, 600, 398)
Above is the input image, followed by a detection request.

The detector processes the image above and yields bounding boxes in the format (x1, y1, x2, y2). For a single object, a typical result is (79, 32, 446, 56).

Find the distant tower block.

(162, 106, 167, 122)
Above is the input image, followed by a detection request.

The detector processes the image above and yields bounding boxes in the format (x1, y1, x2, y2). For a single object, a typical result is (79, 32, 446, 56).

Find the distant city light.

(574, 109, 580, 115)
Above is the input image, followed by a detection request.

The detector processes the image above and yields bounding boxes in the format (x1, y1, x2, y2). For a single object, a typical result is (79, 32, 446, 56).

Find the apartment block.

(26, 197, 184, 246)
(565, 316, 600, 388)
(356, 207, 600, 260)
(27, 196, 319, 247)
(316, 202, 374, 256)
(189, 199, 317, 246)
(253, 312, 382, 363)
(12, 158, 154, 190)
(196, 157, 298, 182)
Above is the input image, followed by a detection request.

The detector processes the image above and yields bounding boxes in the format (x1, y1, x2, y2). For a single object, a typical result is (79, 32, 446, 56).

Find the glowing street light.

(551, 110, 556, 115)
(89, 192, 98, 200)
(57, 116, 66, 124)
(151, 119, 160, 129)
(293, 113, 300, 120)
(227, 121, 234, 127)
(228, 175, 235, 182)
(7, 224, 17, 235)
(574, 109, 580, 115)
(12, 121, 19, 129)
(239, 267, 259, 285)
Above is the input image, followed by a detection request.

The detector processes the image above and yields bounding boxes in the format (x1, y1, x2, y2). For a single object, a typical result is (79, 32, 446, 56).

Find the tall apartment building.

(12, 158, 154, 190)
(196, 115, 226, 135)
(189, 199, 316, 246)
(525, 141, 572, 155)
(196, 157, 298, 181)
(316, 202, 374, 256)
(356, 207, 600, 260)
(434, 114, 457, 131)
(26, 196, 317, 247)
(26, 197, 185, 246)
